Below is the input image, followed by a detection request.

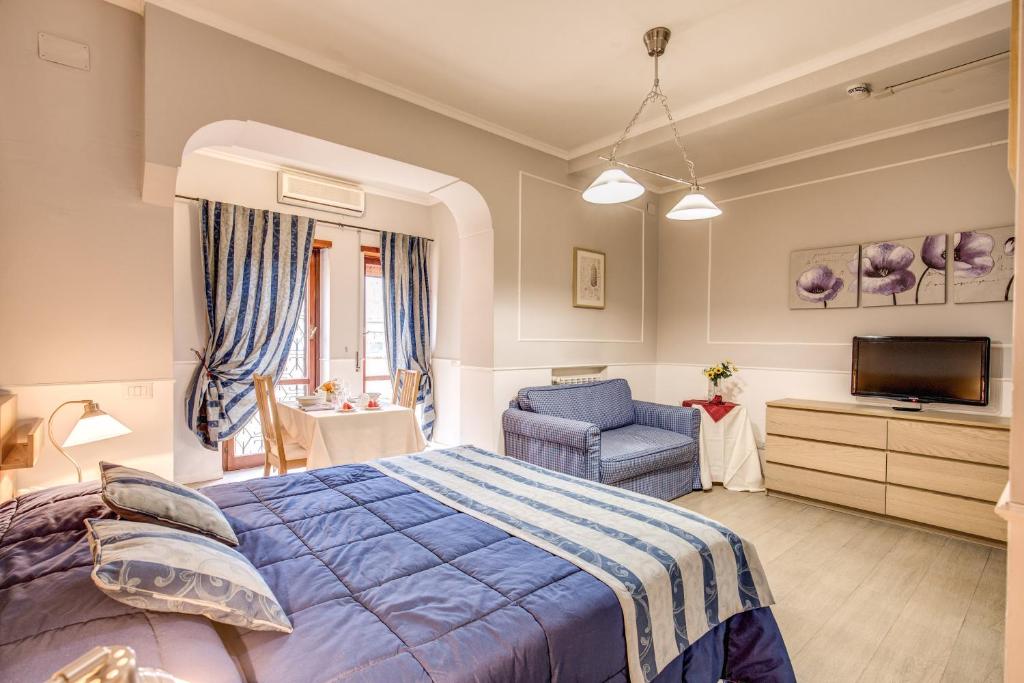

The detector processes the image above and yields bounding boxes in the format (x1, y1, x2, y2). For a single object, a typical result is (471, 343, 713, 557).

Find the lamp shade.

(61, 402, 131, 448)
(666, 190, 722, 221)
(582, 168, 646, 204)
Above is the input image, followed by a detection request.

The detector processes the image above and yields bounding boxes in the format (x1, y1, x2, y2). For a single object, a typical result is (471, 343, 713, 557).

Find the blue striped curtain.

(186, 200, 316, 449)
(380, 232, 435, 439)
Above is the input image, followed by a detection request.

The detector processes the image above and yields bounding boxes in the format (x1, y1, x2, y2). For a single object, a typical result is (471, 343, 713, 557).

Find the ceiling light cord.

(606, 52, 699, 188)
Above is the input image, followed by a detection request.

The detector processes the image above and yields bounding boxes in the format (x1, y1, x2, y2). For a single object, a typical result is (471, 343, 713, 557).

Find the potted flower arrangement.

(318, 379, 342, 405)
(703, 361, 738, 401)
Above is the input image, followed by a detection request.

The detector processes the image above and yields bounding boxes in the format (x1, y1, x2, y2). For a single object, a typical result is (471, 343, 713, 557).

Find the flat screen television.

(851, 336, 990, 409)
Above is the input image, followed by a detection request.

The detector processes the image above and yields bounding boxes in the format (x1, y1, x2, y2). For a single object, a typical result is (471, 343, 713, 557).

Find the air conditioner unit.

(277, 170, 365, 216)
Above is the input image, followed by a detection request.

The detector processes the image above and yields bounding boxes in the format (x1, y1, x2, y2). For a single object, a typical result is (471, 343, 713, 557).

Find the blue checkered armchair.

(502, 379, 701, 500)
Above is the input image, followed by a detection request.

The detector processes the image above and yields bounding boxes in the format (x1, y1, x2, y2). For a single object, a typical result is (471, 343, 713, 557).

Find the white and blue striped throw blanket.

(371, 446, 774, 683)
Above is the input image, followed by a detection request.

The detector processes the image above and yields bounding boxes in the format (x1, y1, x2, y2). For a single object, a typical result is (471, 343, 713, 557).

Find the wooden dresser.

(764, 398, 1009, 542)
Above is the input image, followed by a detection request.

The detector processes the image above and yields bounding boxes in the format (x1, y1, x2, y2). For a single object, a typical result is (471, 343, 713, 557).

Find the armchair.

(502, 379, 701, 500)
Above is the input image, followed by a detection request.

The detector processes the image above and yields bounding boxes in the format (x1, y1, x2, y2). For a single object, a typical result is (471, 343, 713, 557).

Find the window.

(222, 240, 329, 471)
(362, 246, 391, 396)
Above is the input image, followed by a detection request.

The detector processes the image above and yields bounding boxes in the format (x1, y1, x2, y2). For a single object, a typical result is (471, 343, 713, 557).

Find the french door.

(361, 245, 392, 396)
(222, 241, 328, 471)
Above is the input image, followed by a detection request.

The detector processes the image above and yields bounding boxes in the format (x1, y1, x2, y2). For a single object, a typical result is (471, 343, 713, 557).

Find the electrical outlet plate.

(38, 33, 90, 71)
(123, 383, 153, 400)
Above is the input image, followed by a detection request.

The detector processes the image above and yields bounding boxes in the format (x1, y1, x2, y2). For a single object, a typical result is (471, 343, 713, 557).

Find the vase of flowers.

(703, 361, 737, 401)
(318, 379, 341, 405)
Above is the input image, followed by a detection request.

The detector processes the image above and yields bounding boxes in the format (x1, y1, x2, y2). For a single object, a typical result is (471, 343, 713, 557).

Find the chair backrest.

(514, 378, 635, 431)
(392, 369, 421, 409)
(252, 374, 290, 473)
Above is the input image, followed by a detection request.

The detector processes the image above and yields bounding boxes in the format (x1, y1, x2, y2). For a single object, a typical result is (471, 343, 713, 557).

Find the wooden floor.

(673, 487, 1006, 682)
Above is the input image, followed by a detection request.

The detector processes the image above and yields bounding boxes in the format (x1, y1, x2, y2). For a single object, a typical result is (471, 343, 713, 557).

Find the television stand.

(764, 398, 1009, 542)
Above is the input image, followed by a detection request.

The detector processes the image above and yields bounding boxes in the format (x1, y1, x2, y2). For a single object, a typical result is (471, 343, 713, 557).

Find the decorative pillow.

(85, 518, 292, 633)
(100, 461, 238, 546)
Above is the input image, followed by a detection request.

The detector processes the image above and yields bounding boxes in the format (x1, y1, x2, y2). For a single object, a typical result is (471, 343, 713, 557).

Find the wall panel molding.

(516, 171, 645, 343)
(703, 141, 1014, 349)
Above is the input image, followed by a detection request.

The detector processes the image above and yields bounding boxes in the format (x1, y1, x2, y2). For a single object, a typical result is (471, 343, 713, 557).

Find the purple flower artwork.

(789, 244, 859, 309)
(860, 235, 945, 307)
(952, 227, 1015, 303)
(795, 265, 844, 308)
(953, 231, 994, 278)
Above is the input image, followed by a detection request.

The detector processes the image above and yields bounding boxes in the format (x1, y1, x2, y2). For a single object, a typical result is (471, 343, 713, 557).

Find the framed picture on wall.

(952, 227, 1015, 303)
(789, 243, 860, 309)
(572, 247, 606, 309)
(860, 234, 947, 307)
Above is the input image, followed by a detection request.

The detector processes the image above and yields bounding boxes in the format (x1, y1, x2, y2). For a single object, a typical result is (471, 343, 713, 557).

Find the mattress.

(0, 464, 793, 682)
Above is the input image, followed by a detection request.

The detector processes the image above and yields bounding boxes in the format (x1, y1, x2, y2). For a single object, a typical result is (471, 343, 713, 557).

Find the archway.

(164, 120, 495, 482)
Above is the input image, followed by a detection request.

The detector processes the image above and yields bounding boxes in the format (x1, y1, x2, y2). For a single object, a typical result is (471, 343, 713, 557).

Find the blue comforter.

(0, 464, 794, 682)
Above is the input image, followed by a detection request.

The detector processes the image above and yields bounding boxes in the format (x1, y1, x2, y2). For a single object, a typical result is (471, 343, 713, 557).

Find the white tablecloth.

(696, 404, 765, 492)
(276, 402, 426, 470)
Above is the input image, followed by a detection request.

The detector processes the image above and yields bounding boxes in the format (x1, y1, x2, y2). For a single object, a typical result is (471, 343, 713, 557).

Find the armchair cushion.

(600, 425, 695, 484)
(516, 379, 635, 431)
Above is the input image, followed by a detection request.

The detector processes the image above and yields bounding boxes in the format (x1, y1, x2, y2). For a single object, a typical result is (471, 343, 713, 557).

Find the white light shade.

(666, 190, 722, 221)
(582, 168, 645, 204)
(62, 405, 131, 447)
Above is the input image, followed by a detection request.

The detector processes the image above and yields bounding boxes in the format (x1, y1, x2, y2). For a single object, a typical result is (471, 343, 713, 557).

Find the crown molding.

(647, 99, 1009, 194)
(566, 0, 1010, 160)
(145, 0, 571, 160)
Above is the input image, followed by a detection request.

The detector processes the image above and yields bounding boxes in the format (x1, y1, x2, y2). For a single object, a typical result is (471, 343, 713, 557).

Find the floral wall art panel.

(789, 244, 859, 309)
(859, 234, 946, 307)
(952, 227, 1015, 303)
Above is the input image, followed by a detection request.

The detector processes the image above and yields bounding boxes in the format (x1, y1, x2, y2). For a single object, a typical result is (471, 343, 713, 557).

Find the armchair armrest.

(501, 409, 601, 481)
(633, 400, 701, 441)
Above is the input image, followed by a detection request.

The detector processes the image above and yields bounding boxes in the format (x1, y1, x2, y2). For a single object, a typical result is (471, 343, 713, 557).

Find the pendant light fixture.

(583, 27, 721, 221)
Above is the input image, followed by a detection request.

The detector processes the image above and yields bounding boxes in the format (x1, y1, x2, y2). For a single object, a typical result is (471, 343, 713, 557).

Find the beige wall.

(1, 0, 172, 383)
(519, 173, 648, 344)
(655, 111, 1015, 443)
(0, 0, 174, 489)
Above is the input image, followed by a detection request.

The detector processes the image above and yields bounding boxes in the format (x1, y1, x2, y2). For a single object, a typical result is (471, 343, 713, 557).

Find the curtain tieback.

(191, 348, 215, 379)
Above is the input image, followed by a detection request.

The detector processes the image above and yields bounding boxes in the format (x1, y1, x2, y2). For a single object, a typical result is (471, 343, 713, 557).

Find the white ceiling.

(144, 0, 1012, 175)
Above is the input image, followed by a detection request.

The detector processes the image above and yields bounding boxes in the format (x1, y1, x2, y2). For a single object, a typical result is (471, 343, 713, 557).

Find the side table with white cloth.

(276, 402, 426, 470)
(682, 398, 764, 491)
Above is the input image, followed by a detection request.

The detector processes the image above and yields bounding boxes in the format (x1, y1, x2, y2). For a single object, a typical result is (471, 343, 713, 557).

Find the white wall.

(172, 152, 445, 482)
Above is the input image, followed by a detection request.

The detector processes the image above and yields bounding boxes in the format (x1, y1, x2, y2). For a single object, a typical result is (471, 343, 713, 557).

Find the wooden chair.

(392, 369, 421, 409)
(252, 374, 308, 476)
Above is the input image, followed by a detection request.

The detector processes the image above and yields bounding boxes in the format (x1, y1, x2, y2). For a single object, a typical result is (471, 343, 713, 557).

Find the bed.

(0, 460, 793, 682)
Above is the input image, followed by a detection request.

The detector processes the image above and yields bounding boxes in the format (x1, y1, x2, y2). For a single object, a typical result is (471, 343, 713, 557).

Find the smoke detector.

(846, 83, 872, 100)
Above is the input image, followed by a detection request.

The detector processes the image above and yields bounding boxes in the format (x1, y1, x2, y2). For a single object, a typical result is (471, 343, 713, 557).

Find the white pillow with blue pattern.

(100, 461, 238, 546)
(85, 518, 292, 633)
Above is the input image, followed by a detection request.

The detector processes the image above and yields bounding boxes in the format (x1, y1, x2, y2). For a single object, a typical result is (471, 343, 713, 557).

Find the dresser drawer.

(885, 484, 1006, 541)
(765, 434, 885, 481)
(766, 407, 886, 449)
(887, 452, 1007, 503)
(887, 420, 1008, 466)
(765, 462, 885, 513)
